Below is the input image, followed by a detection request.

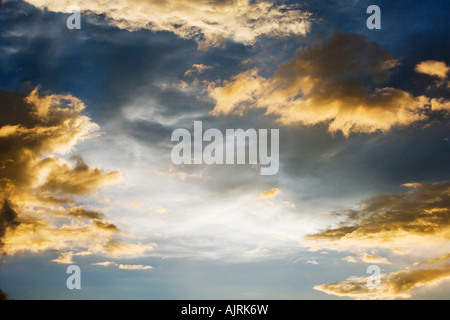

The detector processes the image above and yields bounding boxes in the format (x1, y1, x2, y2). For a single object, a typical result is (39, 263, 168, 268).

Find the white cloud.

(93, 261, 153, 270)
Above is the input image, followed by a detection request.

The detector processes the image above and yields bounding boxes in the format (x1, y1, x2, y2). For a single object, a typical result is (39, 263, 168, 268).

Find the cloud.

(184, 64, 213, 77)
(304, 181, 450, 252)
(92, 261, 117, 267)
(343, 256, 358, 264)
(92, 261, 153, 270)
(415, 60, 450, 90)
(341, 253, 391, 264)
(38, 155, 120, 196)
(415, 60, 450, 79)
(314, 253, 450, 299)
(306, 182, 449, 299)
(52, 251, 74, 264)
(0, 88, 154, 261)
(118, 264, 153, 270)
(209, 32, 450, 136)
(0, 200, 20, 249)
(306, 259, 318, 265)
(23, 0, 311, 48)
(361, 253, 391, 265)
(0, 289, 9, 300)
(156, 165, 207, 180)
(68, 207, 104, 220)
(255, 188, 281, 201)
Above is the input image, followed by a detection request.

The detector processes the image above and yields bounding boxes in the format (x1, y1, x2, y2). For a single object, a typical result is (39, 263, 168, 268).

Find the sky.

(0, 0, 449, 300)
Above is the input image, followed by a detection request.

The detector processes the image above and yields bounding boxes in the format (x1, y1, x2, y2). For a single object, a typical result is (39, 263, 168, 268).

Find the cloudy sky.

(0, 0, 449, 300)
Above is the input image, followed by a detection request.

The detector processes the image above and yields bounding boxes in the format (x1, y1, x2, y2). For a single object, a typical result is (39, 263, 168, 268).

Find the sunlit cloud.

(184, 64, 213, 77)
(304, 181, 450, 252)
(255, 188, 281, 201)
(416, 60, 450, 79)
(415, 60, 450, 90)
(0, 88, 154, 261)
(361, 253, 391, 265)
(305, 182, 449, 299)
(314, 253, 450, 300)
(209, 33, 450, 136)
(23, 0, 311, 48)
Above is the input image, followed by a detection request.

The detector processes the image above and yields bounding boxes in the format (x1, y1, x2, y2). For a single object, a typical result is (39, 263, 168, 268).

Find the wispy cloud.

(255, 188, 281, 201)
(93, 261, 153, 270)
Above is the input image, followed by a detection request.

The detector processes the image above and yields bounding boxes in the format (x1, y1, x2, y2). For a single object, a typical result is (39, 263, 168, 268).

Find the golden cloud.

(255, 188, 281, 201)
(306, 182, 450, 299)
(23, 0, 311, 48)
(361, 253, 391, 265)
(0, 88, 154, 262)
(314, 253, 450, 300)
(184, 64, 213, 77)
(209, 33, 450, 136)
(416, 60, 450, 79)
(304, 182, 450, 252)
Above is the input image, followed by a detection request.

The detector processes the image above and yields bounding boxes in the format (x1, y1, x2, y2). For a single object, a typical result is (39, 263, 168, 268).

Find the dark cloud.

(0, 288, 9, 300)
(68, 207, 104, 220)
(0, 200, 20, 248)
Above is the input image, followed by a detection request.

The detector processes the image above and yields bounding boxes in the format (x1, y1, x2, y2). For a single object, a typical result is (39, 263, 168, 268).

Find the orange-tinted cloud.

(305, 182, 449, 299)
(304, 182, 450, 252)
(255, 188, 281, 201)
(23, 0, 311, 48)
(415, 60, 450, 90)
(361, 253, 391, 265)
(209, 33, 450, 136)
(184, 64, 213, 77)
(416, 60, 450, 79)
(39, 155, 120, 196)
(314, 253, 450, 299)
(0, 88, 153, 262)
